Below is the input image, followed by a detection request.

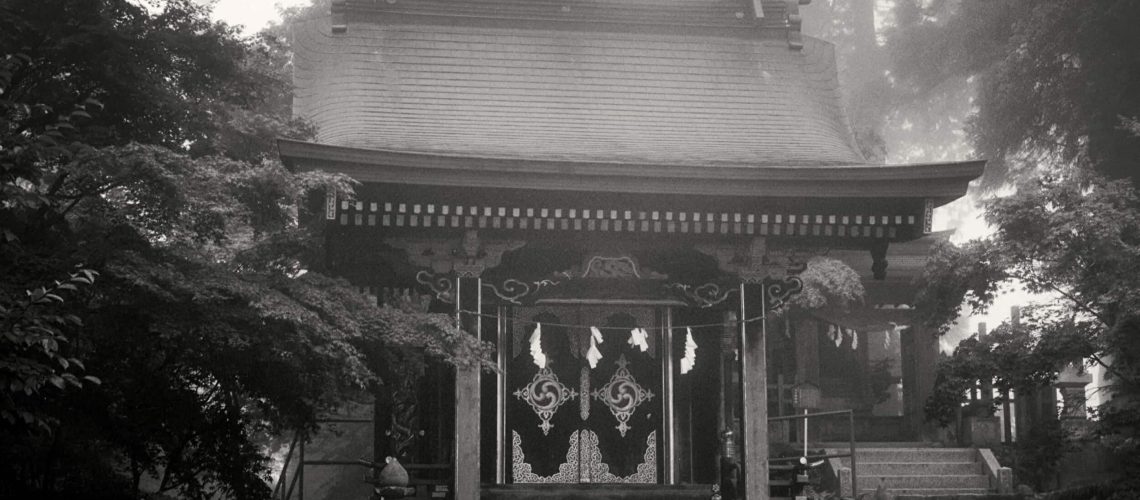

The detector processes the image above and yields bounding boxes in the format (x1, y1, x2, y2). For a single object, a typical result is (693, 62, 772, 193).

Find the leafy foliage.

(785, 257, 865, 313)
(0, 270, 99, 432)
(996, 417, 1075, 492)
(887, 0, 1140, 187)
(917, 171, 1140, 481)
(1, 0, 491, 498)
(925, 305, 1096, 426)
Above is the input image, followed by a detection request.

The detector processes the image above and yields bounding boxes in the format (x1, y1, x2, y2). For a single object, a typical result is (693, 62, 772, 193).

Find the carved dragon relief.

(386, 229, 526, 278)
(694, 237, 828, 283)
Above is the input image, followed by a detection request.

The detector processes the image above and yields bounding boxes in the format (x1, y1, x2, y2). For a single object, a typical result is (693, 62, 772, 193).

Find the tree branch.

(1089, 352, 1139, 391)
(1006, 272, 1114, 327)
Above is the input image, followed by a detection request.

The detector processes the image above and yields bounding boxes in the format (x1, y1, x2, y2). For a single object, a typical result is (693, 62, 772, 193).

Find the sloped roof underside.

(292, 17, 868, 168)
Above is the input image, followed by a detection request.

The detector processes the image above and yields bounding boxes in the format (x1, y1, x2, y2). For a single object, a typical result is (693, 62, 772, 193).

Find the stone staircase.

(827, 446, 1011, 498)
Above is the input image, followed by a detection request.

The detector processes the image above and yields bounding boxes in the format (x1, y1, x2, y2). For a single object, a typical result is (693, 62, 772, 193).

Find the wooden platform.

(481, 484, 716, 500)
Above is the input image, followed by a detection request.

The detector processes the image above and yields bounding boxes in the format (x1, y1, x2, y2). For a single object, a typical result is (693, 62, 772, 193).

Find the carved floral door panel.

(508, 306, 662, 484)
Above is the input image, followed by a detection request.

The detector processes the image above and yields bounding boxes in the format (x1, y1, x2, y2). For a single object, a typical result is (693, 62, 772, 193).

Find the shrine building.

(279, 1, 984, 499)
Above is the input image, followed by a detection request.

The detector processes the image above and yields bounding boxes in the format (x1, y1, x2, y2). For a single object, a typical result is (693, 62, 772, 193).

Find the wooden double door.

(507, 305, 663, 484)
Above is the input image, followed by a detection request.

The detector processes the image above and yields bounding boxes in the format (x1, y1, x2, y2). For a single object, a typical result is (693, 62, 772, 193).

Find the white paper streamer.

(680, 327, 698, 375)
(587, 326, 604, 369)
(848, 328, 858, 350)
(529, 323, 547, 368)
(628, 327, 649, 352)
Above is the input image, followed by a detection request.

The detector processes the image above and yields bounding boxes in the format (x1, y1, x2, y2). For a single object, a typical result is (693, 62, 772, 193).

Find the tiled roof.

(292, 15, 868, 168)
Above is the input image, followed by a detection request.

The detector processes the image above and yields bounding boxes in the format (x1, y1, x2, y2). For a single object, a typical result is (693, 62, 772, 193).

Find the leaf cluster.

(918, 171, 1140, 478)
(0, 270, 99, 432)
(925, 304, 1096, 426)
(886, 0, 1140, 186)
(784, 256, 866, 313)
(0, 0, 493, 497)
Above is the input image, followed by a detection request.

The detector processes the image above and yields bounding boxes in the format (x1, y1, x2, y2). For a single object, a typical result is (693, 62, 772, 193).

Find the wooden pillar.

(741, 283, 770, 500)
(663, 307, 677, 484)
(454, 276, 481, 499)
(901, 324, 938, 439)
(978, 323, 994, 410)
(495, 306, 507, 483)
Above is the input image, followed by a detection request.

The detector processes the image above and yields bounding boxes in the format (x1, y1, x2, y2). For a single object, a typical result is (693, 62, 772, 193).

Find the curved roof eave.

(278, 138, 984, 204)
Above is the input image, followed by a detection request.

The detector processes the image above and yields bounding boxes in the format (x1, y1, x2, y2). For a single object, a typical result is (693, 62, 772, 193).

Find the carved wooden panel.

(507, 305, 662, 484)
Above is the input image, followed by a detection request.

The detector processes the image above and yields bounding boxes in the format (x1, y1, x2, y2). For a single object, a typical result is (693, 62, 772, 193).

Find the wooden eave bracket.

(331, 0, 347, 33)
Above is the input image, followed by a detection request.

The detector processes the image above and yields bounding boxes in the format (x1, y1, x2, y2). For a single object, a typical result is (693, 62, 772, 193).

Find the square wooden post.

(454, 276, 481, 499)
(741, 283, 770, 500)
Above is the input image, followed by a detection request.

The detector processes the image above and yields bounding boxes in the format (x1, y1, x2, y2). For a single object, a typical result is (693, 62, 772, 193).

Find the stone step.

(857, 487, 991, 497)
(855, 474, 990, 490)
(849, 448, 978, 463)
(858, 461, 981, 475)
(815, 442, 942, 449)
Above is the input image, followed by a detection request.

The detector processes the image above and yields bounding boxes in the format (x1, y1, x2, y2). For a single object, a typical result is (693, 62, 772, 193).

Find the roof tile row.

(292, 15, 866, 168)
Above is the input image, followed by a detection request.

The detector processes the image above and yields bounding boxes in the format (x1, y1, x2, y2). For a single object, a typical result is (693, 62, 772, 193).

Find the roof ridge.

(329, 0, 808, 48)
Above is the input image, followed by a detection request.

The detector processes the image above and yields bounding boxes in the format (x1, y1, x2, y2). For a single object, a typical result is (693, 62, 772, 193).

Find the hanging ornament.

(628, 327, 649, 352)
(587, 326, 604, 369)
(848, 328, 858, 350)
(529, 323, 547, 368)
(680, 327, 698, 375)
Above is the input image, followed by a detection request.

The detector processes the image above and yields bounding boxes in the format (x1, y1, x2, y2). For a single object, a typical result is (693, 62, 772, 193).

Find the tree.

(887, 0, 1140, 187)
(802, 0, 890, 163)
(1, 1, 489, 497)
(916, 171, 1140, 484)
